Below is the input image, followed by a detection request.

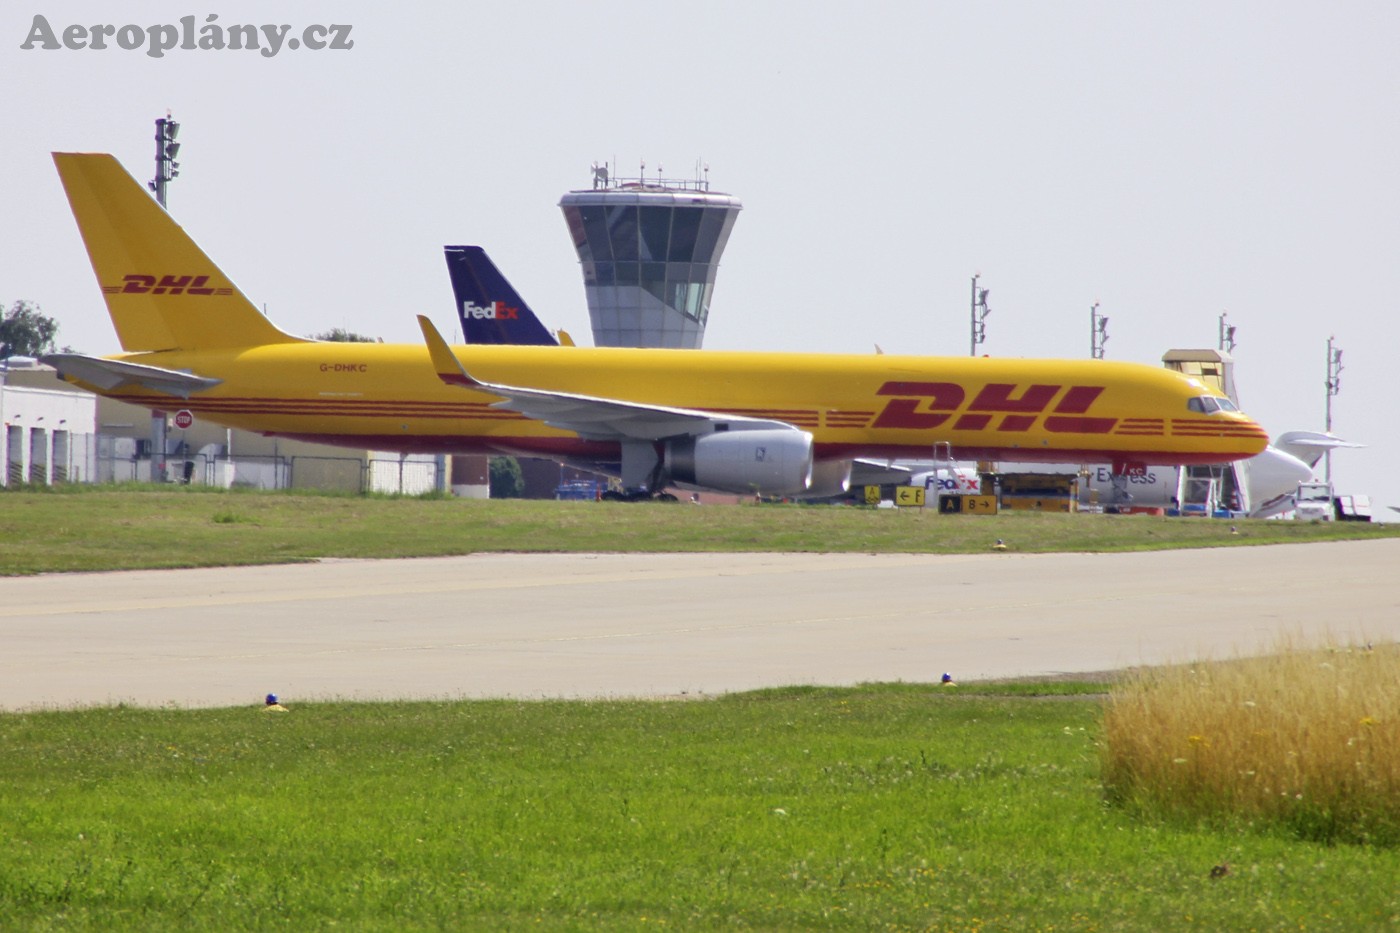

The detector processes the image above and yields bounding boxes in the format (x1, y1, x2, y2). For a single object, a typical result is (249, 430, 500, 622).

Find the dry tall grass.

(1101, 639, 1400, 845)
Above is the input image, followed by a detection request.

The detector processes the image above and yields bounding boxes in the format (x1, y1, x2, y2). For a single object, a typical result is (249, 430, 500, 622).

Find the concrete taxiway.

(2, 539, 1397, 710)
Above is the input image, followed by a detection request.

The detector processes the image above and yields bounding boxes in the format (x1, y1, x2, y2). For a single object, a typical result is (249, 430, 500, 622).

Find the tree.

(312, 328, 376, 343)
(489, 456, 524, 499)
(0, 300, 59, 359)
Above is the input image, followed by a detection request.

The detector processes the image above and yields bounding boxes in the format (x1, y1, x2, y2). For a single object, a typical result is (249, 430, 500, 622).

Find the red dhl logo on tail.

(874, 382, 1116, 434)
(102, 274, 232, 296)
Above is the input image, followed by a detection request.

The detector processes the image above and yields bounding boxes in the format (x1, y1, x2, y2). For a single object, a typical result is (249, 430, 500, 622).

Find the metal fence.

(91, 448, 441, 495)
(5, 429, 444, 495)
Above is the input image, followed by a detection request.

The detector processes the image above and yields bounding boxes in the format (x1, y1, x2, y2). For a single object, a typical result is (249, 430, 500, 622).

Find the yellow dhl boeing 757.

(44, 152, 1269, 497)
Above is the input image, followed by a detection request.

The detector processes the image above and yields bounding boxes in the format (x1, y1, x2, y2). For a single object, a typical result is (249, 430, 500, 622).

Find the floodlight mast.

(144, 112, 181, 484)
(1324, 335, 1344, 484)
(969, 274, 990, 356)
(1218, 312, 1237, 353)
(1090, 302, 1109, 359)
(147, 114, 180, 209)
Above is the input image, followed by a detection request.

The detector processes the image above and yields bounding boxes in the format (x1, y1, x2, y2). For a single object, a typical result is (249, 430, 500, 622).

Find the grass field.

(3, 484, 1397, 575)
(3, 683, 1398, 931)
(1103, 643, 1400, 848)
(6, 485, 1397, 929)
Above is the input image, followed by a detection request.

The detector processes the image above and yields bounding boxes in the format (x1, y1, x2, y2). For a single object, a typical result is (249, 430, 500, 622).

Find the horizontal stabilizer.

(41, 353, 222, 398)
(1273, 430, 1363, 468)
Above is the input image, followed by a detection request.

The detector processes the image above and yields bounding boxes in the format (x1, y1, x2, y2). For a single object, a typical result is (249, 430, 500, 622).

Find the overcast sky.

(3, 1, 1396, 514)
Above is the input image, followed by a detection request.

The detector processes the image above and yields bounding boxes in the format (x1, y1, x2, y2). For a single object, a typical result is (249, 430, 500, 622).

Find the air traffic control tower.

(560, 163, 742, 348)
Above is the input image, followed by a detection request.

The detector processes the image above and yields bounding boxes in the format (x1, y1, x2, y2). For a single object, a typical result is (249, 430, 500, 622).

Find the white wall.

(0, 380, 97, 486)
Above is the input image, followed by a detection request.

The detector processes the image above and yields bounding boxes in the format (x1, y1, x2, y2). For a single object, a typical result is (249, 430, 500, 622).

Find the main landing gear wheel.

(600, 490, 679, 502)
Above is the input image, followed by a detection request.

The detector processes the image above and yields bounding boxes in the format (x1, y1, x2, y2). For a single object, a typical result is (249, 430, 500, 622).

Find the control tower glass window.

(639, 207, 670, 261)
(607, 206, 638, 259)
(560, 182, 741, 349)
(668, 208, 702, 262)
(566, 205, 612, 264)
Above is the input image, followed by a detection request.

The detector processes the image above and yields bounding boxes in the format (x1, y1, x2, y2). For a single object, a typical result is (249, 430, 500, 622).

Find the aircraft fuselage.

(88, 342, 1268, 468)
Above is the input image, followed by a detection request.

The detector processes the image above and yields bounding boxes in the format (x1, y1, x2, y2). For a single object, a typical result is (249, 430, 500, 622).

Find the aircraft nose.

(1232, 412, 1271, 455)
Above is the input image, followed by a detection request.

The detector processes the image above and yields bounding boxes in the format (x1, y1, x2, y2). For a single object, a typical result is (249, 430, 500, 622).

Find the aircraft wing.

(849, 460, 915, 486)
(41, 353, 222, 398)
(417, 315, 798, 441)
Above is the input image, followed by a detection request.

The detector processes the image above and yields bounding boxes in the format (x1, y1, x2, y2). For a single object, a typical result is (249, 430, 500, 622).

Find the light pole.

(147, 114, 180, 209)
(970, 275, 990, 356)
(1218, 312, 1237, 353)
(1090, 302, 1109, 359)
(145, 113, 181, 482)
(1324, 336, 1343, 484)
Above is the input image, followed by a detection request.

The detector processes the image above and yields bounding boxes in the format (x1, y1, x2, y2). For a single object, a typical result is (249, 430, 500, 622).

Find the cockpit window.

(1187, 396, 1239, 414)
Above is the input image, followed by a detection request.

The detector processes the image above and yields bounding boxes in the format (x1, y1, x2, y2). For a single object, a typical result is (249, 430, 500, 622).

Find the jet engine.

(803, 459, 854, 498)
(665, 429, 814, 496)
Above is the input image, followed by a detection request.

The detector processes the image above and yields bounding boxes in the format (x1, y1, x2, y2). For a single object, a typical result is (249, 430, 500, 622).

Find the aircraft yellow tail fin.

(53, 152, 305, 352)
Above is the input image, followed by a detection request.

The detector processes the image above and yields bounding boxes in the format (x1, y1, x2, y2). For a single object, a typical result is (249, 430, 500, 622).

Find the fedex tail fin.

(53, 153, 304, 352)
(444, 245, 558, 346)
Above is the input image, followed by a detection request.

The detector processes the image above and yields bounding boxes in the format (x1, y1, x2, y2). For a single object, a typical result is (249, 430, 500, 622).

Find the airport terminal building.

(560, 166, 741, 349)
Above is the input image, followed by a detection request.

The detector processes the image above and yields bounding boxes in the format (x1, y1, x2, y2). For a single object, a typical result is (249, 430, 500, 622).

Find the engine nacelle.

(801, 459, 854, 498)
(665, 429, 813, 496)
